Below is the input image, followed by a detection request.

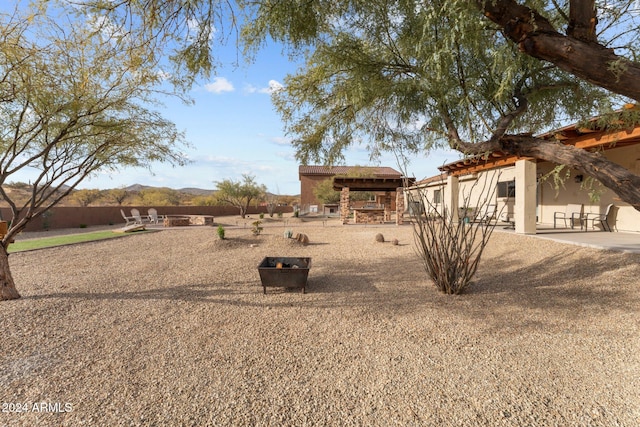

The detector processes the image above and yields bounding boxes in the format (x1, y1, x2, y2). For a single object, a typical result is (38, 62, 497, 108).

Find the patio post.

(445, 175, 459, 223)
(515, 159, 537, 234)
(340, 187, 350, 224)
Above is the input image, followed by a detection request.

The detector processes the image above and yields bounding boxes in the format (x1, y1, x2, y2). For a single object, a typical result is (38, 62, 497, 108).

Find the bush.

(251, 220, 263, 236)
(259, 212, 264, 219)
(375, 233, 385, 243)
(217, 225, 225, 240)
(409, 173, 500, 294)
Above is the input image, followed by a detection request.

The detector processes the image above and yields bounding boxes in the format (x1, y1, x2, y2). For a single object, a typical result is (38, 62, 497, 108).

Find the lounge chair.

(554, 203, 583, 229)
(584, 204, 613, 232)
(130, 208, 146, 224)
(120, 209, 136, 226)
(147, 208, 164, 224)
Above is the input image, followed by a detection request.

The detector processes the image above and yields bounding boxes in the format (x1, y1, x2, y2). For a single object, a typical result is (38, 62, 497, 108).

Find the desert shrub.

(252, 220, 263, 236)
(375, 233, 385, 243)
(409, 173, 501, 294)
(284, 229, 293, 238)
(391, 238, 399, 246)
(217, 225, 225, 240)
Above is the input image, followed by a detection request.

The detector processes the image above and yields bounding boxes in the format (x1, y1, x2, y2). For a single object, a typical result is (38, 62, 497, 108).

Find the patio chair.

(554, 203, 583, 229)
(147, 208, 164, 224)
(584, 204, 613, 232)
(130, 208, 146, 224)
(475, 204, 497, 224)
(120, 209, 136, 226)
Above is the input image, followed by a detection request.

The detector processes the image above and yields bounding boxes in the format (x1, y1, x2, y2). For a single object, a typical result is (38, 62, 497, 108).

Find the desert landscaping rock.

(1, 217, 639, 426)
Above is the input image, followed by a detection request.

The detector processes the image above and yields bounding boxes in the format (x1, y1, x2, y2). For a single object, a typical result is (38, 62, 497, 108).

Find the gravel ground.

(1, 217, 639, 426)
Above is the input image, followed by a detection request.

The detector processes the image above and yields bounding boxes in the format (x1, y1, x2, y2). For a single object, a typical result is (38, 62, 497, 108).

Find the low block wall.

(0, 205, 293, 232)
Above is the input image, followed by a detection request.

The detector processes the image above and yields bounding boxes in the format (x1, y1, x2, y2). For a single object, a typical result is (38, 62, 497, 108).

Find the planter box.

(258, 257, 311, 294)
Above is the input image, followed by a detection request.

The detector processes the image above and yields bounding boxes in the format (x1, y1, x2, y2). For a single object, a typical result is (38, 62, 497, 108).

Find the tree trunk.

(501, 135, 640, 210)
(0, 245, 20, 300)
(476, 0, 640, 101)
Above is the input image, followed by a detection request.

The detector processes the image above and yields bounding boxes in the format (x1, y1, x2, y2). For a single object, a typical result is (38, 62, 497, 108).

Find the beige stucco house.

(407, 122, 640, 234)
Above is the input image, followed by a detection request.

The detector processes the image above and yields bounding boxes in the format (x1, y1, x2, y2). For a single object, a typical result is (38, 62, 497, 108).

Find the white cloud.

(261, 80, 284, 94)
(243, 80, 284, 95)
(204, 77, 234, 94)
(270, 136, 292, 146)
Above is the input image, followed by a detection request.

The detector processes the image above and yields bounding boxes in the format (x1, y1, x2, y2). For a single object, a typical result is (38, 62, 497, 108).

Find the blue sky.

(81, 41, 459, 195)
(5, 2, 460, 196)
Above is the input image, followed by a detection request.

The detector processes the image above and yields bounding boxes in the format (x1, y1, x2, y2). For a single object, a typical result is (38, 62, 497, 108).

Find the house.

(407, 121, 640, 234)
(298, 165, 404, 214)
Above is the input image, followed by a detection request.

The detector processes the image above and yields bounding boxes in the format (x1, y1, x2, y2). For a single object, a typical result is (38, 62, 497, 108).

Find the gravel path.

(1, 218, 639, 426)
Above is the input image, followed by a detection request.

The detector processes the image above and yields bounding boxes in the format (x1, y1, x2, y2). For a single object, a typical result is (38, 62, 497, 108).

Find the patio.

(495, 224, 640, 253)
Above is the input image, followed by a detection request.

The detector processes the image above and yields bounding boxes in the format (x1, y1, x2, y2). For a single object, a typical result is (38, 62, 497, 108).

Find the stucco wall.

(408, 143, 640, 233)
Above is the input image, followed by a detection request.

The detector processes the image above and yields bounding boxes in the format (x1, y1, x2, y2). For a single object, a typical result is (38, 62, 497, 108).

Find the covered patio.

(333, 176, 415, 225)
(433, 121, 640, 235)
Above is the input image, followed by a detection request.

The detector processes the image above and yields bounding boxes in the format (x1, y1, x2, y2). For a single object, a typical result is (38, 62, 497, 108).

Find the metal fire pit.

(258, 257, 311, 294)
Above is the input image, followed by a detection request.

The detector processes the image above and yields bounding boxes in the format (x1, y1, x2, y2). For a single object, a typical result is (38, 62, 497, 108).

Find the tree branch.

(475, 0, 640, 101)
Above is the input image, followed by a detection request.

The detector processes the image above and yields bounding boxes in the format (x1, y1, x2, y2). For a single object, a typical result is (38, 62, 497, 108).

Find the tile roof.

(298, 165, 403, 178)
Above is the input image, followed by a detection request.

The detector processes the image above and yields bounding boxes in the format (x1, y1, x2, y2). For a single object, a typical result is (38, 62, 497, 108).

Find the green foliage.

(0, 4, 189, 242)
(217, 225, 225, 240)
(214, 174, 267, 218)
(71, 189, 102, 207)
(104, 188, 129, 206)
(313, 179, 340, 204)
(139, 188, 181, 206)
(191, 195, 218, 206)
(251, 220, 263, 236)
(241, 0, 622, 166)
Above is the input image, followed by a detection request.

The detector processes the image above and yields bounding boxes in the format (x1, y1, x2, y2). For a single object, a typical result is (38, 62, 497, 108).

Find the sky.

(5, 2, 461, 196)
(78, 41, 460, 195)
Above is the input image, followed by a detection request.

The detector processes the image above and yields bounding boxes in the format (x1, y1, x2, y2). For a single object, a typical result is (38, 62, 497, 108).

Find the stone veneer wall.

(340, 187, 350, 224)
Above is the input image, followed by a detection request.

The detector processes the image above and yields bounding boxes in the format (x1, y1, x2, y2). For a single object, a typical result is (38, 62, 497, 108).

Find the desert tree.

(71, 1, 640, 209)
(104, 188, 130, 206)
(70, 189, 102, 207)
(139, 188, 182, 206)
(0, 6, 188, 300)
(214, 174, 266, 218)
(235, 0, 640, 210)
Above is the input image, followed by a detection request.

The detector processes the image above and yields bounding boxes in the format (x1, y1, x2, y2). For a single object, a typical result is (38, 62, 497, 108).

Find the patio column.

(384, 191, 392, 221)
(396, 187, 404, 225)
(340, 187, 350, 225)
(515, 159, 537, 234)
(445, 175, 460, 223)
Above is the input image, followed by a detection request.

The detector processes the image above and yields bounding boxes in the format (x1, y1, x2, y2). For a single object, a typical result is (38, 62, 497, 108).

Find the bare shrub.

(375, 233, 385, 243)
(408, 172, 504, 294)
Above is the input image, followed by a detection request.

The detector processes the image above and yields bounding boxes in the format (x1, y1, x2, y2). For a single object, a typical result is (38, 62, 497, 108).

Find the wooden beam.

(572, 126, 640, 149)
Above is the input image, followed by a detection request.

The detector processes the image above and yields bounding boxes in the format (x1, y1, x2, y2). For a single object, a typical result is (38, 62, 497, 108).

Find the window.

(433, 189, 441, 204)
(497, 180, 515, 198)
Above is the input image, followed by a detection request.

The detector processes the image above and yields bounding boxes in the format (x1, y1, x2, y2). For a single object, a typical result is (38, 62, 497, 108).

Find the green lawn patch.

(8, 230, 150, 253)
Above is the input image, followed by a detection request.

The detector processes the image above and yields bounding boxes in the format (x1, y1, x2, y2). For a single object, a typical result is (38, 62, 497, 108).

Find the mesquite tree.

(0, 7, 188, 300)
(237, 0, 640, 210)
(73, 1, 640, 208)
